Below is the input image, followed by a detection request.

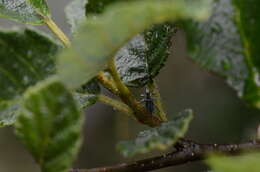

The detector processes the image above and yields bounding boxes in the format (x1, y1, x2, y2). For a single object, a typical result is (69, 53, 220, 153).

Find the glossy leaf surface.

(116, 23, 176, 87)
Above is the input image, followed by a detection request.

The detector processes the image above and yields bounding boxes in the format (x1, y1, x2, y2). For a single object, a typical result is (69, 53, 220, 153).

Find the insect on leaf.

(57, 0, 211, 89)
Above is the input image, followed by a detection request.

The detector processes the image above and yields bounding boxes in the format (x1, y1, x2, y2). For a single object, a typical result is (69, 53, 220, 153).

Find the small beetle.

(142, 87, 155, 114)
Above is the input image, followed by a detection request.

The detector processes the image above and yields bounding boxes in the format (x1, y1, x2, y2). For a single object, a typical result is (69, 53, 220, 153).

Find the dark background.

(0, 1, 259, 171)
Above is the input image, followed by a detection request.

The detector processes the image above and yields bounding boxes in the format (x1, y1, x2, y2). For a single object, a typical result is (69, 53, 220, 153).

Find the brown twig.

(71, 139, 260, 172)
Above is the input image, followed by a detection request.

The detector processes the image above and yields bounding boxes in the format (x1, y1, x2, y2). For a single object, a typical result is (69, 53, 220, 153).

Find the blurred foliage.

(57, 0, 210, 89)
(184, 0, 260, 108)
(15, 79, 83, 172)
(208, 152, 260, 172)
(0, 29, 59, 126)
(65, 0, 87, 33)
(0, 0, 259, 172)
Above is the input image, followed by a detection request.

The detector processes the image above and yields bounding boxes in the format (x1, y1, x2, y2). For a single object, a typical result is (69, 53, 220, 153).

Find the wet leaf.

(65, 0, 87, 33)
(116, 23, 176, 87)
(57, 0, 211, 89)
(184, 0, 260, 108)
(207, 152, 260, 172)
(0, 0, 47, 24)
(0, 28, 59, 126)
(15, 79, 83, 172)
(233, 0, 260, 108)
(87, 0, 176, 88)
(117, 109, 193, 157)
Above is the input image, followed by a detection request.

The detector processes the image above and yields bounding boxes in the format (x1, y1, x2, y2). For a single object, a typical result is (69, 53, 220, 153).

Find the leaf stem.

(97, 95, 134, 117)
(148, 81, 168, 122)
(108, 58, 161, 127)
(97, 72, 119, 96)
(44, 17, 71, 48)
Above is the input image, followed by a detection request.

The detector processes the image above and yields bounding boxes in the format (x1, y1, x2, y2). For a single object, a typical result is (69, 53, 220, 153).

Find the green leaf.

(0, 0, 45, 24)
(85, 0, 126, 15)
(116, 23, 176, 87)
(74, 79, 101, 109)
(207, 152, 260, 172)
(73, 93, 98, 110)
(183, 0, 260, 108)
(67, 0, 126, 33)
(27, 0, 50, 17)
(0, 28, 59, 126)
(65, 0, 87, 33)
(85, 0, 110, 15)
(117, 109, 193, 157)
(233, 0, 260, 108)
(77, 79, 101, 95)
(15, 79, 83, 172)
(57, 0, 211, 89)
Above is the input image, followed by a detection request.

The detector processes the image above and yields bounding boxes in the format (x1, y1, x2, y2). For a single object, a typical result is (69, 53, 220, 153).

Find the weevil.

(142, 87, 155, 114)
(141, 54, 156, 114)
